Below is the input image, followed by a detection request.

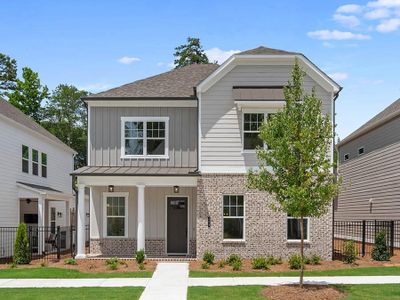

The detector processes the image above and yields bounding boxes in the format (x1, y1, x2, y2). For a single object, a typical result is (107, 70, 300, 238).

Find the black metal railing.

(333, 220, 399, 260)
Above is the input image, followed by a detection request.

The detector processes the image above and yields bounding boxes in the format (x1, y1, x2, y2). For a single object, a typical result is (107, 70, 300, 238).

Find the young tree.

(247, 60, 340, 287)
(173, 37, 209, 68)
(13, 223, 31, 264)
(0, 53, 17, 96)
(8, 67, 49, 122)
(42, 84, 89, 169)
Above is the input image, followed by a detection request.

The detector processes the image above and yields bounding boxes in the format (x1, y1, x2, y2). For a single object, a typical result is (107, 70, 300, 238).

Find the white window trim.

(222, 195, 245, 242)
(286, 216, 310, 243)
(121, 116, 169, 159)
(32, 148, 39, 176)
(102, 192, 129, 238)
(358, 146, 365, 156)
(344, 153, 349, 161)
(41, 152, 47, 178)
(22, 145, 29, 174)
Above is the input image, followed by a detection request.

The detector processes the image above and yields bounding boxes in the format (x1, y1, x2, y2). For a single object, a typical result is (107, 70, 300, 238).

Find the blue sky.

(1, 0, 399, 139)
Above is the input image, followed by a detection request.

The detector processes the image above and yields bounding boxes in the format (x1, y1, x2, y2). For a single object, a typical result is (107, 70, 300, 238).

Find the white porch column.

(76, 184, 86, 259)
(37, 195, 45, 253)
(137, 185, 145, 252)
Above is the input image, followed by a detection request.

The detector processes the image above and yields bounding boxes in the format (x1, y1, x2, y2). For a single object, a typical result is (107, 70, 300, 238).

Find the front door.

(167, 197, 188, 255)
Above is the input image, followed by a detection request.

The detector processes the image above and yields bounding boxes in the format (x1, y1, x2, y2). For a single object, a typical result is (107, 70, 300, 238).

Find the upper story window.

(223, 195, 244, 240)
(41, 153, 47, 178)
(22, 145, 29, 173)
(121, 117, 169, 158)
(32, 149, 39, 176)
(358, 147, 365, 156)
(344, 153, 349, 161)
(243, 112, 275, 151)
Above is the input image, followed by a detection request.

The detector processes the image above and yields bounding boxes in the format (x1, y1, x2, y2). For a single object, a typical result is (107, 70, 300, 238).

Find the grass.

(0, 287, 144, 300)
(190, 266, 400, 277)
(187, 284, 400, 299)
(0, 267, 153, 278)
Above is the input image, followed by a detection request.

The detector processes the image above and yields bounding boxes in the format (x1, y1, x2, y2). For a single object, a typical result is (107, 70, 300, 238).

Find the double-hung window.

(22, 145, 29, 173)
(223, 195, 244, 240)
(41, 153, 47, 178)
(32, 149, 39, 176)
(243, 112, 275, 151)
(287, 216, 309, 241)
(103, 193, 128, 237)
(121, 117, 169, 158)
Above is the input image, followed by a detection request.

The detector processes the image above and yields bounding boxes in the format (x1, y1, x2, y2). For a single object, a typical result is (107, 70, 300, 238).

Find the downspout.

(193, 87, 200, 174)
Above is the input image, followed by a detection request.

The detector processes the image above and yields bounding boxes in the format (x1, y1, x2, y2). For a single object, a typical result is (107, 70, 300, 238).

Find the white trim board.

(88, 100, 197, 107)
(77, 176, 198, 187)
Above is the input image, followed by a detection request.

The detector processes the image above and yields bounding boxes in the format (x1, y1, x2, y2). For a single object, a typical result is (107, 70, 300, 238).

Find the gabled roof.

(338, 98, 400, 147)
(237, 46, 299, 56)
(0, 98, 76, 154)
(83, 64, 219, 100)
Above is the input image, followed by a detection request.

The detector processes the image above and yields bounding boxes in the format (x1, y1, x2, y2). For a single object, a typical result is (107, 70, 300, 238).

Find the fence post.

(390, 221, 394, 257)
(361, 220, 366, 257)
(56, 226, 61, 260)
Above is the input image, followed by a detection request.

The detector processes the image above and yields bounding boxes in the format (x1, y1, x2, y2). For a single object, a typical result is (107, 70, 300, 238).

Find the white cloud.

(322, 42, 335, 48)
(376, 17, 400, 31)
(367, 0, 400, 8)
(205, 48, 240, 64)
(336, 4, 363, 13)
(307, 30, 371, 40)
(364, 8, 391, 19)
(77, 83, 112, 92)
(328, 72, 349, 81)
(118, 56, 140, 64)
(333, 14, 361, 27)
(157, 62, 175, 68)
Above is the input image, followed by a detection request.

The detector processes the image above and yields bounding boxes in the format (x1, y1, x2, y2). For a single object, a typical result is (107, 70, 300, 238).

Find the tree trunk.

(300, 215, 304, 288)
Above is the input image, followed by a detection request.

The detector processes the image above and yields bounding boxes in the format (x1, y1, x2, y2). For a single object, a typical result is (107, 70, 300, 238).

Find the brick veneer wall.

(196, 174, 333, 260)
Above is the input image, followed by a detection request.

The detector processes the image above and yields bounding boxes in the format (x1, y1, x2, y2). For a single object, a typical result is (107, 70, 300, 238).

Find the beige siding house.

(73, 46, 340, 259)
(336, 98, 400, 221)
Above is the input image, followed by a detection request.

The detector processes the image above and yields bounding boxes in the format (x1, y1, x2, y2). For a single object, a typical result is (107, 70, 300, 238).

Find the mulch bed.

(261, 285, 345, 300)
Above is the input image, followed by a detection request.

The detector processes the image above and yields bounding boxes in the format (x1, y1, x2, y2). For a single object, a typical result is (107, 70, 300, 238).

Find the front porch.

(75, 173, 198, 259)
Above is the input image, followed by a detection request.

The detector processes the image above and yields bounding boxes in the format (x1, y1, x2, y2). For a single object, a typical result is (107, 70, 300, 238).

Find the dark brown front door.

(167, 197, 188, 254)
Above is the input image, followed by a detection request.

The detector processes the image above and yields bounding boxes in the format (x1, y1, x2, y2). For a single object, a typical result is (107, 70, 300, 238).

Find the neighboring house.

(0, 98, 76, 256)
(336, 98, 400, 221)
(73, 46, 341, 259)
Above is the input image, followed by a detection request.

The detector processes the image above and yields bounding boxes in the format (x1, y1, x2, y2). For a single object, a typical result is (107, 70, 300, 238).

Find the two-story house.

(336, 98, 400, 221)
(0, 98, 76, 257)
(73, 46, 341, 260)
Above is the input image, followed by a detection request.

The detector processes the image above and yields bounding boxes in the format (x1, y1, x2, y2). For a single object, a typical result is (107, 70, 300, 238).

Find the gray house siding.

(200, 65, 333, 170)
(89, 106, 197, 168)
(335, 142, 400, 221)
(339, 116, 400, 164)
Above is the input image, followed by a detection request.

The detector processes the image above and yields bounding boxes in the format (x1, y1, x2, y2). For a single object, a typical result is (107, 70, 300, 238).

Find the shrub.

(288, 254, 303, 270)
(202, 250, 215, 264)
(64, 258, 77, 265)
(251, 257, 269, 270)
(372, 230, 391, 261)
(343, 240, 357, 264)
(135, 250, 145, 264)
(106, 257, 120, 270)
(139, 263, 145, 270)
(231, 260, 242, 271)
(266, 255, 281, 266)
(40, 261, 48, 267)
(8, 262, 17, 269)
(303, 256, 311, 265)
(218, 260, 226, 268)
(13, 223, 30, 264)
(226, 254, 241, 266)
(108, 262, 118, 270)
(310, 254, 321, 265)
(201, 262, 210, 269)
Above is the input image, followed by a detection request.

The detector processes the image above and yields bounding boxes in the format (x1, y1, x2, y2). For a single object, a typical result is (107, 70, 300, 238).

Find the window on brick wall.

(287, 216, 309, 241)
(223, 195, 244, 240)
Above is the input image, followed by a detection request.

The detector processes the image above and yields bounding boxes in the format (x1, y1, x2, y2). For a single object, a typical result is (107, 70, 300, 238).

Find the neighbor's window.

(32, 149, 39, 176)
(223, 195, 244, 240)
(344, 153, 349, 161)
(122, 117, 168, 158)
(105, 195, 127, 237)
(22, 145, 29, 173)
(358, 147, 365, 156)
(287, 216, 309, 241)
(41, 153, 47, 178)
(243, 113, 264, 150)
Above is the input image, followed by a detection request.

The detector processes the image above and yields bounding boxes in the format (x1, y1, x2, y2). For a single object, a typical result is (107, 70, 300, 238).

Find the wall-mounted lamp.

(26, 199, 31, 204)
(108, 185, 115, 193)
(57, 212, 62, 218)
(369, 198, 373, 213)
(173, 185, 180, 193)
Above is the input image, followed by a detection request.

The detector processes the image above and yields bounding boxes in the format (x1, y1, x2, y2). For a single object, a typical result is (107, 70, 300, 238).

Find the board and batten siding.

(89, 106, 197, 168)
(339, 116, 400, 164)
(335, 141, 400, 221)
(200, 65, 333, 171)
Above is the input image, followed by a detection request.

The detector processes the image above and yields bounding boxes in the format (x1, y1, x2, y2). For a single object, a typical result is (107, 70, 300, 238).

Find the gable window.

(32, 149, 39, 176)
(41, 153, 47, 178)
(103, 193, 128, 237)
(344, 153, 349, 161)
(358, 147, 365, 156)
(287, 216, 309, 241)
(243, 112, 275, 151)
(121, 117, 169, 158)
(22, 145, 29, 173)
(223, 195, 244, 240)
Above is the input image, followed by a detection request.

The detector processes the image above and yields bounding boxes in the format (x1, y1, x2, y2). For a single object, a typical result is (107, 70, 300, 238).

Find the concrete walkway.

(140, 262, 188, 300)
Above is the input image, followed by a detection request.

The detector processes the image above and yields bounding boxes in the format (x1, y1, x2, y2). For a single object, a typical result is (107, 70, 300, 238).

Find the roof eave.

(81, 96, 197, 102)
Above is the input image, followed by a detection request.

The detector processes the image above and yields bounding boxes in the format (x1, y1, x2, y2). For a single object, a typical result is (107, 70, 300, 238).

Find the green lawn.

(190, 266, 400, 277)
(0, 267, 153, 278)
(187, 284, 400, 300)
(0, 287, 144, 300)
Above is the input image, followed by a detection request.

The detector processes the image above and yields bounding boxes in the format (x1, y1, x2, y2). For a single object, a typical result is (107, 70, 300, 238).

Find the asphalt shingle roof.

(237, 46, 299, 56)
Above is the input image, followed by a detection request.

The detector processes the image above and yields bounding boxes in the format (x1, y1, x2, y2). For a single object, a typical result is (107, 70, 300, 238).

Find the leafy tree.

(173, 37, 209, 68)
(13, 223, 31, 264)
(8, 67, 49, 122)
(0, 53, 17, 96)
(247, 60, 340, 287)
(42, 84, 89, 169)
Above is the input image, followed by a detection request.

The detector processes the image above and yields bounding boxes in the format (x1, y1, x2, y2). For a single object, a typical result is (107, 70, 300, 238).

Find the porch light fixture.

(173, 185, 180, 193)
(108, 185, 115, 193)
(26, 199, 31, 204)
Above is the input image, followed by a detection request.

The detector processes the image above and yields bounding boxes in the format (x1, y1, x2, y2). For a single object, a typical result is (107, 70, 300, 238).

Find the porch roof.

(16, 182, 74, 201)
(72, 166, 199, 176)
